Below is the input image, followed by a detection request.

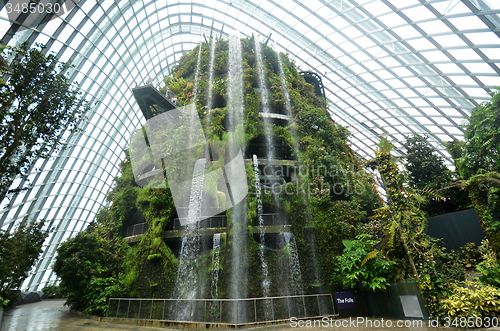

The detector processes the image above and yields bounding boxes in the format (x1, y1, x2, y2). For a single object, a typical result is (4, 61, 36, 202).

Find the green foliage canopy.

(403, 134, 449, 190)
(0, 43, 88, 199)
(0, 220, 49, 309)
(457, 88, 500, 178)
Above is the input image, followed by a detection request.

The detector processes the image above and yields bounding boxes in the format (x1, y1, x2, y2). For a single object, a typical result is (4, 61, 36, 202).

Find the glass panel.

(418, 20, 453, 35)
(465, 32, 500, 45)
(402, 6, 435, 21)
(433, 35, 467, 48)
(448, 16, 489, 30)
(392, 25, 421, 39)
(447, 48, 483, 61)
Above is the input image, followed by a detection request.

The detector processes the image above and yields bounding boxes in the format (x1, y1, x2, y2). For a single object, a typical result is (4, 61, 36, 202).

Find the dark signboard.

(335, 291, 356, 310)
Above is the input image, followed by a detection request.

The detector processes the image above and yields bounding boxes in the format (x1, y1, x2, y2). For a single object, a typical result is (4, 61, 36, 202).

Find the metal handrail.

(107, 293, 335, 324)
(110, 293, 331, 302)
(125, 222, 148, 237)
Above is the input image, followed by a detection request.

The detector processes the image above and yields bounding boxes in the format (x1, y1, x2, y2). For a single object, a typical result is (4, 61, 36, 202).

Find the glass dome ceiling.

(0, 0, 499, 291)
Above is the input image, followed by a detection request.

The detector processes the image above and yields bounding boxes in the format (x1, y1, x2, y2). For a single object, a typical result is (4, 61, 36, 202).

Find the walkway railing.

(107, 294, 335, 324)
(168, 213, 289, 232)
(125, 222, 148, 237)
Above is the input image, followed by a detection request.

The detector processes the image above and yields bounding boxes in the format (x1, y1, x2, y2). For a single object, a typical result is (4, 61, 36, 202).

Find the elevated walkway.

(124, 213, 292, 244)
(125, 224, 292, 244)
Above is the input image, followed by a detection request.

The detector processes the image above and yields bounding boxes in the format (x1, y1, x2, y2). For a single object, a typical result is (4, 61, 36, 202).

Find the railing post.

(138, 300, 142, 319)
(205, 300, 207, 322)
(220, 300, 222, 323)
(116, 299, 121, 318)
(302, 296, 306, 318)
(271, 298, 274, 319)
(254, 299, 257, 322)
(163, 299, 166, 320)
(106, 298, 111, 317)
(317, 295, 320, 316)
(236, 300, 239, 324)
(190, 301, 193, 322)
(150, 299, 153, 319)
(330, 294, 335, 315)
(288, 297, 291, 319)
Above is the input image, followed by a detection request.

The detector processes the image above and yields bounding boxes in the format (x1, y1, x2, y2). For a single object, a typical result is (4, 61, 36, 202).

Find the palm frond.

(415, 187, 444, 200)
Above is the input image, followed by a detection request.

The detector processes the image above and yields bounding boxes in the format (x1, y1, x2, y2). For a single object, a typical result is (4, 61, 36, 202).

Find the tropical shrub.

(478, 261, 500, 289)
(441, 280, 500, 318)
(41, 283, 63, 299)
(0, 220, 49, 309)
(333, 234, 397, 291)
(53, 230, 128, 314)
(82, 277, 126, 316)
(477, 239, 500, 289)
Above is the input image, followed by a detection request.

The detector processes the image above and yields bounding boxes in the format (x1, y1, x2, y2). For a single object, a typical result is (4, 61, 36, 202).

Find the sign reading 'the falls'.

(335, 292, 356, 310)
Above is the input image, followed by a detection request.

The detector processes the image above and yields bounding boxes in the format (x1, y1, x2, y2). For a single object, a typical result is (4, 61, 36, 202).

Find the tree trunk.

(468, 187, 500, 257)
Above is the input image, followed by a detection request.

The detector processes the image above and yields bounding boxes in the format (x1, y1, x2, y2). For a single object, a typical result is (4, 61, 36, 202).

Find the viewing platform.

(124, 213, 292, 244)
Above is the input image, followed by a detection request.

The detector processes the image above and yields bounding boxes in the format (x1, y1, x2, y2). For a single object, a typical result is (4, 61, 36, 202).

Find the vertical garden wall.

(52, 37, 500, 321)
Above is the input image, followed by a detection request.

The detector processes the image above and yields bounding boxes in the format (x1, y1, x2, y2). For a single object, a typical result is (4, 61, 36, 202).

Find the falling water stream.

(255, 38, 306, 299)
(284, 232, 305, 296)
(173, 158, 206, 320)
(205, 36, 217, 135)
(277, 54, 324, 293)
(254, 38, 275, 161)
(277, 55, 300, 162)
(253, 155, 273, 320)
(171, 40, 206, 321)
(227, 31, 249, 323)
(254, 40, 274, 302)
(207, 36, 217, 112)
(211, 233, 221, 299)
(192, 43, 203, 100)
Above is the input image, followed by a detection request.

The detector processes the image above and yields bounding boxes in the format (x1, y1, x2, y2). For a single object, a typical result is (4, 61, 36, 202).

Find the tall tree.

(0, 43, 88, 200)
(458, 88, 500, 179)
(403, 134, 449, 190)
(446, 88, 500, 219)
(403, 134, 470, 216)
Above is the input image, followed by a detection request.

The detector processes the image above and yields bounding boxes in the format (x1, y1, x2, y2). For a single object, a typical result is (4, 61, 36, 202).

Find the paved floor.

(0, 300, 169, 331)
(1, 299, 496, 330)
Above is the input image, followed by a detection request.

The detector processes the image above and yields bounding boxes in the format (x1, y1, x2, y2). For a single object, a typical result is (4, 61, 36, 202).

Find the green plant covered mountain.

(53, 37, 500, 320)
